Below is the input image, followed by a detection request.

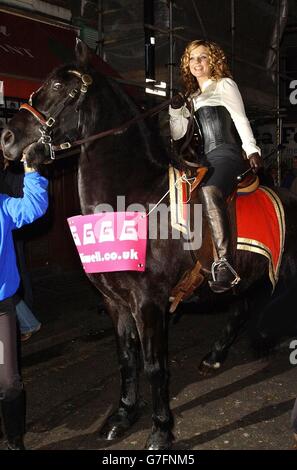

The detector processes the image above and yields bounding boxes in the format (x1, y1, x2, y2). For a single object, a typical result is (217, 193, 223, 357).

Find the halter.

(19, 71, 93, 160)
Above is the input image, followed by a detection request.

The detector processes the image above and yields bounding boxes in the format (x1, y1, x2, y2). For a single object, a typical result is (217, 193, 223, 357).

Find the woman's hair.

(180, 40, 232, 95)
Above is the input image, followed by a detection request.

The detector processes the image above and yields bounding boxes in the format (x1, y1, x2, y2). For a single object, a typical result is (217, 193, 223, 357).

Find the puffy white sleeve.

(220, 78, 261, 157)
(169, 104, 191, 140)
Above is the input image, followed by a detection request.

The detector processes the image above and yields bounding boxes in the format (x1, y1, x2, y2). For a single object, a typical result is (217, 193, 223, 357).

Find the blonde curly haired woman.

(169, 40, 262, 293)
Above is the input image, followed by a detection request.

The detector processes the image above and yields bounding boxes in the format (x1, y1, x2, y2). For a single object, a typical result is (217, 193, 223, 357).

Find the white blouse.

(169, 78, 261, 157)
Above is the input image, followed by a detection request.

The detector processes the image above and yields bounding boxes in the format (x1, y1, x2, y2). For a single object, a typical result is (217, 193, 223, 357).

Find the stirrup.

(211, 257, 241, 286)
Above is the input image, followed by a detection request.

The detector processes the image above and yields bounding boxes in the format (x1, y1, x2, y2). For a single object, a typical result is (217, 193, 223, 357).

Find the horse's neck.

(78, 142, 167, 214)
(78, 85, 168, 212)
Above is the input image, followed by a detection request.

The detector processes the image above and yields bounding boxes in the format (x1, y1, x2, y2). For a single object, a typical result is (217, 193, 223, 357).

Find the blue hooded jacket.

(0, 172, 48, 301)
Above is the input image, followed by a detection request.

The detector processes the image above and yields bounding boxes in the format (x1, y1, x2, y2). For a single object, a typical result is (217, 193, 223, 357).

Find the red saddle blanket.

(236, 186, 285, 290)
(169, 167, 285, 290)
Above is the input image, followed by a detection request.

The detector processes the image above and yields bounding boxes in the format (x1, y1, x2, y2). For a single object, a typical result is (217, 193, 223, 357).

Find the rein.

(52, 99, 172, 153)
(19, 70, 172, 162)
(18, 68, 200, 170)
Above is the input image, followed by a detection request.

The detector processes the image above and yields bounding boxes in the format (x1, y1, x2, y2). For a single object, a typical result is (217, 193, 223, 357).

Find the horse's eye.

(52, 82, 62, 91)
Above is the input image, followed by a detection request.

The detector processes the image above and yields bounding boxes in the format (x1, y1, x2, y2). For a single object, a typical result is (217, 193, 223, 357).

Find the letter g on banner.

(289, 80, 297, 105)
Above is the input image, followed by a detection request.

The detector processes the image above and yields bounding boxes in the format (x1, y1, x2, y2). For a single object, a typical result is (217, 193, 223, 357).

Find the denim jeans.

(15, 300, 41, 334)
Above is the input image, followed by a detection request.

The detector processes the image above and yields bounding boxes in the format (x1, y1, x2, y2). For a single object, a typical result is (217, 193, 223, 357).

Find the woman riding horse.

(170, 40, 263, 293)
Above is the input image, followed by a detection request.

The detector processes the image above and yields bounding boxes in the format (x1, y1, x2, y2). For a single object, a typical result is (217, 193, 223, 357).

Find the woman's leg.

(199, 185, 240, 292)
(16, 299, 41, 334)
(0, 299, 26, 450)
(199, 145, 244, 292)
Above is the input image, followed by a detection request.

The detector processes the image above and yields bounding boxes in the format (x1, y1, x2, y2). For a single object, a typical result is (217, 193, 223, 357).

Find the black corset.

(194, 105, 240, 154)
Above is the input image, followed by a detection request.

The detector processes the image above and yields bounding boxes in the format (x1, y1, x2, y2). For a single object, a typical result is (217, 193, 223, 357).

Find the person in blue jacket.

(0, 162, 43, 341)
(0, 155, 48, 450)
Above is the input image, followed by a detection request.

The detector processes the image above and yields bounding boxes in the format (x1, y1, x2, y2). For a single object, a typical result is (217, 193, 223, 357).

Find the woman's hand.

(21, 146, 36, 173)
(170, 93, 186, 109)
(248, 152, 263, 174)
(22, 160, 36, 173)
(21, 142, 48, 171)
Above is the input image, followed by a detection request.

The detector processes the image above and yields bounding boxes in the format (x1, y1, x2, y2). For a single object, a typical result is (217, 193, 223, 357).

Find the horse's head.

(1, 39, 94, 167)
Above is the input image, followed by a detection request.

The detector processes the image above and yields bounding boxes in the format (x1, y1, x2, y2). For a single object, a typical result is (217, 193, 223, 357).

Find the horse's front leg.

(135, 301, 174, 450)
(100, 305, 141, 440)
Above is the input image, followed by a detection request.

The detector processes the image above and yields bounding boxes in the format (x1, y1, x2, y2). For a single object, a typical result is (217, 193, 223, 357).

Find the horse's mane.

(106, 76, 169, 168)
(75, 63, 170, 169)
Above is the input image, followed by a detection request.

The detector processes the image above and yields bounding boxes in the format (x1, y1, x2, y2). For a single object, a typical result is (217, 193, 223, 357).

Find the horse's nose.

(1, 128, 15, 149)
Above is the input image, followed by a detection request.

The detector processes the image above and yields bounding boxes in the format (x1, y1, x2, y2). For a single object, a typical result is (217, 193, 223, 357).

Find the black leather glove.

(248, 152, 263, 174)
(170, 92, 186, 109)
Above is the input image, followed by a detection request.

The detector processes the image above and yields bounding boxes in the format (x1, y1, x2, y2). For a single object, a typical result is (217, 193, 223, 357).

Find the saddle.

(169, 169, 259, 313)
(237, 173, 259, 194)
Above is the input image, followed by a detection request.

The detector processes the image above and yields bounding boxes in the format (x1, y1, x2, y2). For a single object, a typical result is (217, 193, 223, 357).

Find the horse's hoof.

(198, 359, 221, 376)
(146, 442, 172, 450)
(100, 421, 130, 440)
(99, 407, 139, 440)
(105, 426, 121, 440)
(145, 431, 174, 450)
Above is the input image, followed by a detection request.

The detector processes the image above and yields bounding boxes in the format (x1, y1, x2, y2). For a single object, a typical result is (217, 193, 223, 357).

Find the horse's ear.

(75, 38, 92, 68)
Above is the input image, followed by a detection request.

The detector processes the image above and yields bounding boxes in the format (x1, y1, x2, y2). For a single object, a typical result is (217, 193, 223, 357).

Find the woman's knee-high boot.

(200, 185, 240, 293)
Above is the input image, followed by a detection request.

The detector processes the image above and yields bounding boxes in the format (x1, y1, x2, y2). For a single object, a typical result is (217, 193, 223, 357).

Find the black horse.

(2, 40, 297, 449)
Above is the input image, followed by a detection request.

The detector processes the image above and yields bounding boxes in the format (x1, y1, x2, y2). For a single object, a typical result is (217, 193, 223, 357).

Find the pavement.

(21, 269, 111, 358)
(0, 268, 296, 451)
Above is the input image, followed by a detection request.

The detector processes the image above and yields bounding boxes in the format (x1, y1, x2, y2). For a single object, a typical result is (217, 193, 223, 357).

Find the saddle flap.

(169, 261, 204, 313)
(190, 166, 208, 193)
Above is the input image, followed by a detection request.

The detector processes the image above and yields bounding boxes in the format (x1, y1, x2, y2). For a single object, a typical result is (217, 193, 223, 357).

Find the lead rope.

(141, 173, 196, 218)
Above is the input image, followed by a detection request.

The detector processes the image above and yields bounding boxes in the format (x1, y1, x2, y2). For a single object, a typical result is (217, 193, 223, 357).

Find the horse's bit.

(19, 70, 93, 160)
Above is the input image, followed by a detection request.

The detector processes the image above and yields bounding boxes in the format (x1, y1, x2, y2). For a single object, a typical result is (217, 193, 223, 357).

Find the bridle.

(19, 70, 93, 160)
(19, 69, 172, 163)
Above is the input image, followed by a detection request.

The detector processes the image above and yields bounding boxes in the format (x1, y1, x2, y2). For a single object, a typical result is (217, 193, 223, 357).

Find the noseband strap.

(20, 103, 48, 127)
(19, 71, 93, 159)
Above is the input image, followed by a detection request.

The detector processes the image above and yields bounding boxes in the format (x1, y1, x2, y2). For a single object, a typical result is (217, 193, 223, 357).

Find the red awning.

(0, 10, 122, 100)
(0, 10, 80, 98)
(0, 8, 141, 118)
(1, 76, 41, 99)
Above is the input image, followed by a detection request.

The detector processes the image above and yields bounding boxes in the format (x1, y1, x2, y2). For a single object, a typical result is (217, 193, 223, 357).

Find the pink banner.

(67, 212, 147, 273)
